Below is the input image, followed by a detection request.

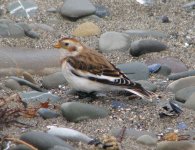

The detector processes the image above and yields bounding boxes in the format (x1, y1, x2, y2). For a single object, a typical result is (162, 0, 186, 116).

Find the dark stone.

(161, 16, 169, 23)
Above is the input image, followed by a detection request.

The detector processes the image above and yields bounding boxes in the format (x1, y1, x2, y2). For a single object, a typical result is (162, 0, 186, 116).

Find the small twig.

(117, 126, 126, 143)
(4, 137, 38, 150)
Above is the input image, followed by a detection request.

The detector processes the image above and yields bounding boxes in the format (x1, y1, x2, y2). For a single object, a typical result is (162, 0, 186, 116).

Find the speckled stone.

(72, 22, 101, 37)
(61, 102, 109, 122)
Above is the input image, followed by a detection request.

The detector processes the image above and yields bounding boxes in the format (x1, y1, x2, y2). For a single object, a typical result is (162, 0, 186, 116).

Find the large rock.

(60, 0, 96, 19)
(167, 76, 195, 93)
(99, 32, 130, 51)
(117, 62, 149, 81)
(72, 22, 101, 37)
(61, 102, 109, 122)
(175, 86, 195, 103)
(20, 131, 75, 150)
(130, 39, 167, 57)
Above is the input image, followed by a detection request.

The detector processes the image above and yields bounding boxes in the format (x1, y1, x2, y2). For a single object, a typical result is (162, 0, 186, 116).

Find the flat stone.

(157, 141, 195, 150)
(7, 0, 38, 18)
(168, 70, 195, 80)
(137, 135, 157, 146)
(145, 57, 188, 73)
(130, 39, 167, 57)
(42, 72, 67, 89)
(20, 131, 75, 150)
(19, 91, 60, 103)
(175, 86, 195, 103)
(124, 30, 168, 38)
(38, 108, 60, 119)
(61, 102, 109, 122)
(117, 62, 149, 81)
(184, 93, 195, 111)
(94, 5, 110, 18)
(157, 65, 171, 76)
(4, 79, 22, 91)
(60, 0, 95, 19)
(99, 32, 130, 51)
(136, 80, 157, 92)
(167, 76, 195, 93)
(72, 22, 101, 37)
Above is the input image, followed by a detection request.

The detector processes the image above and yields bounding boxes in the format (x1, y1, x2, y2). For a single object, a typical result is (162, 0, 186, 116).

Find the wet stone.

(117, 62, 149, 81)
(61, 102, 109, 122)
(19, 91, 60, 103)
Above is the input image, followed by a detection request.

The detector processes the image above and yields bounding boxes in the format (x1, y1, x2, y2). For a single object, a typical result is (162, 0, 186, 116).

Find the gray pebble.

(157, 141, 195, 150)
(38, 108, 60, 119)
(5, 79, 22, 91)
(25, 30, 39, 39)
(99, 32, 130, 51)
(130, 39, 167, 57)
(61, 102, 109, 122)
(168, 70, 195, 80)
(42, 72, 67, 89)
(161, 16, 169, 23)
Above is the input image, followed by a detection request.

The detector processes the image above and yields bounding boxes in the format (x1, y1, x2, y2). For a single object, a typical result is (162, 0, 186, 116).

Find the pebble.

(94, 5, 110, 18)
(111, 128, 156, 140)
(148, 64, 161, 73)
(157, 65, 171, 76)
(146, 57, 188, 73)
(111, 100, 127, 109)
(61, 102, 109, 122)
(20, 131, 75, 150)
(130, 39, 167, 57)
(0, 20, 25, 38)
(72, 22, 101, 37)
(24, 30, 40, 39)
(19, 91, 60, 103)
(7, 0, 38, 18)
(29, 23, 55, 32)
(23, 71, 36, 84)
(175, 86, 195, 103)
(168, 70, 195, 80)
(161, 15, 169, 23)
(99, 32, 130, 51)
(136, 80, 157, 92)
(184, 93, 195, 111)
(124, 30, 168, 38)
(12, 144, 31, 150)
(60, 0, 96, 19)
(47, 126, 93, 143)
(38, 108, 60, 119)
(117, 62, 149, 81)
(10, 76, 44, 92)
(157, 141, 195, 150)
(4, 79, 22, 91)
(42, 72, 67, 89)
(183, 1, 195, 11)
(167, 76, 195, 93)
(136, 135, 157, 146)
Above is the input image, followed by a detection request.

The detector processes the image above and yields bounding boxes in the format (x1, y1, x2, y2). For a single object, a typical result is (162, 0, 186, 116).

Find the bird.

(54, 37, 156, 101)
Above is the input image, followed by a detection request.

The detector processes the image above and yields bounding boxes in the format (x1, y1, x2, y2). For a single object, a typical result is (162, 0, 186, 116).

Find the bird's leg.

(76, 91, 97, 99)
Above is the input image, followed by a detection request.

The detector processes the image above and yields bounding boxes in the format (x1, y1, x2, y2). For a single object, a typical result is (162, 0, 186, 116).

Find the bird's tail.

(124, 83, 157, 102)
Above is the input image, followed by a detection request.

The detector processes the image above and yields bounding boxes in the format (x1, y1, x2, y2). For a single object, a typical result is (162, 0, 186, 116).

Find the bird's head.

(54, 37, 84, 57)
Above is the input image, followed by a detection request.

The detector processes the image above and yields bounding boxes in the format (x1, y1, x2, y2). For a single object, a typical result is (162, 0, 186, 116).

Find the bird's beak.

(53, 41, 61, 48)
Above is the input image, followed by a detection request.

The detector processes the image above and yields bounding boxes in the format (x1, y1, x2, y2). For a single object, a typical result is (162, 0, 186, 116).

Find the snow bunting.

(54, 37, 155, 101)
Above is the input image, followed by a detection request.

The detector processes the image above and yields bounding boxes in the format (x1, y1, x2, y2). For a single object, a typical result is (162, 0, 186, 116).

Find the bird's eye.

(64, 42, 69, 46)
